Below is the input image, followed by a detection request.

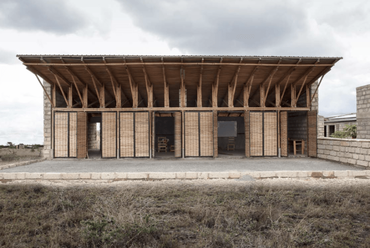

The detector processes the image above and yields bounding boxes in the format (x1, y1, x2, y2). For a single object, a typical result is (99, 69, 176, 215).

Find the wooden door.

(200, 112, 213, 156)
(77, 112, 87, 159)
(250, 112, 263, 156)
(185, 112, 199, 156)
(135, 112, 150, 157)
(120, 112, 134, 157)
(54, 112, 69, 158)
(102, 112, 117, 158)
(264, 112, 277, 156)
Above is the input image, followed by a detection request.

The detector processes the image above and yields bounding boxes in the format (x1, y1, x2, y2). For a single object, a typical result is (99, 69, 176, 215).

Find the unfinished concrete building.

(17, 55, 341, 159)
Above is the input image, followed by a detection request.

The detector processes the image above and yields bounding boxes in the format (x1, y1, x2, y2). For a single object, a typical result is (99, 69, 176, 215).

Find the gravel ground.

(4, 177, 370, 188)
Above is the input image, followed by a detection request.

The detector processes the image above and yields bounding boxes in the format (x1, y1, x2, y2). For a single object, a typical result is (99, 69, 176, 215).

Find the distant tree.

(7, 142, 13, 147)
(331, 125, 357, 139)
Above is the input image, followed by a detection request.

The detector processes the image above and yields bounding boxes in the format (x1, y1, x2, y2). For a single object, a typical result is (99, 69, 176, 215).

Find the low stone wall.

(318, 138, 370, 168)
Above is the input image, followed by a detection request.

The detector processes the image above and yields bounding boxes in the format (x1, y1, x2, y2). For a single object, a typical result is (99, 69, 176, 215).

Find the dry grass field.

(1, 180, 370, 247)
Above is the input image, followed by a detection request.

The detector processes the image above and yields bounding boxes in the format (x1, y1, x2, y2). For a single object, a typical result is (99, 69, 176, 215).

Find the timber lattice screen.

(185, 111, 213, 157)
(102, 112, 117, 158)
(280, 112, 288, 157)
(120, 112, 134, 157)
(250, 112, 278, 157)
(135, 112, 150, 157)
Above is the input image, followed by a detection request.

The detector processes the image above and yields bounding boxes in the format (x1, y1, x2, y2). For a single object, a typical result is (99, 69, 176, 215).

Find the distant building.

(324, 113, 356, 137)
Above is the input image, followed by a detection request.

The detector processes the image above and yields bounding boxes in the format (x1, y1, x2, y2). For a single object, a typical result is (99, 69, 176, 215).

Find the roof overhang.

(17, 54, 342, 109)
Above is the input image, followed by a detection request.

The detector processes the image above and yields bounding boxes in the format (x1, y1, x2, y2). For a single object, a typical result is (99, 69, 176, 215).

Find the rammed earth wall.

(317, 137, 370, 168)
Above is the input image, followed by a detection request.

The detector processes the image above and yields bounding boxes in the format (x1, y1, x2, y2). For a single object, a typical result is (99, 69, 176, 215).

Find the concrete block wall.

(318, 115, 324, 138)
(357, 84, 370, 139)
(88, 123, 100, 150)
(43, 81, 52, 159)
(311, 80, 319, 111)
(317, 137, 370, 168)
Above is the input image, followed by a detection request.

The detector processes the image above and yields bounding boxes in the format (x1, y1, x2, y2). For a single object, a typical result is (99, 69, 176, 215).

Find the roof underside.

(17, 55, 342, 108)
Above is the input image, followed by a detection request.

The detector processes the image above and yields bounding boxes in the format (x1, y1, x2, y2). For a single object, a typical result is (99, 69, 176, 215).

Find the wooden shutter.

(250, 112, 263, 156)
(102, 112, 117, 158)
(54, 112, 68, 158)
(185, 112, 199, 156)
(120, 112, 134, 157)
(213, 111, 218, 158)
(174, 112, 182, 158)
(308, 110, 317, 157)
(77, 112, 87, 159)
(280, 111, 288, 157)
(69, 112, 77, 157)
(200, 112, 213, 157)
(135, 112, 149, 157)
(264, 112, 277, 156)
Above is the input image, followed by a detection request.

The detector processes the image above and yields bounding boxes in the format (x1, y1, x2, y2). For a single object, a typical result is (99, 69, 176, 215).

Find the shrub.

(331, 124, 356, 139)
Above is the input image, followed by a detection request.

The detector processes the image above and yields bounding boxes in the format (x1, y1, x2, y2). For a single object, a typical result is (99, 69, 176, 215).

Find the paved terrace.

(1, 157, 364, 173)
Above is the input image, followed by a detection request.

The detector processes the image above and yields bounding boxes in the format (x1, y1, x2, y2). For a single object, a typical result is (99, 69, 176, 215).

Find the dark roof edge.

(16, 54, 343, 60)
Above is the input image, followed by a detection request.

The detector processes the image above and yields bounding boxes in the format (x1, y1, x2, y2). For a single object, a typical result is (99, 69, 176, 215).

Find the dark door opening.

(154, 112, 181, 158)
(87, 113, 102, 159)
(217, 112, 245, 157)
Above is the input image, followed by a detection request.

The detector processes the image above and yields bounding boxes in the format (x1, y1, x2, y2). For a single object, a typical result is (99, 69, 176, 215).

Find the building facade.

(18, 55, 341, 159)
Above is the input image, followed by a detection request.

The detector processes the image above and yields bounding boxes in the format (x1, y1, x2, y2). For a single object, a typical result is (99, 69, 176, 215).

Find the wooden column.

(83, 85, 88, 108)
(181, 110, 185, 158)
(306, 85, 311, 108)
(68, 86, 73, 108)
(180, 68, 186, 107)
(243, 85, 250, 108)
(197, 74, 202, 107)
(275, 84, 281, 107)
(291, 84, 296, 107)
(52, 84, 56, 108)
(100, 85, 105, 108)
(212, 66, 221, 108)
(174, 112, 182, 158)
(260, 85, 265, 107)
(213, 110, 218, 158)
(116, 85, 121, 108)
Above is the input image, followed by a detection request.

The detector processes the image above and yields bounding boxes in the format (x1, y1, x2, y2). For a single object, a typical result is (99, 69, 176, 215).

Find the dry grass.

(1, 181, 370, 247)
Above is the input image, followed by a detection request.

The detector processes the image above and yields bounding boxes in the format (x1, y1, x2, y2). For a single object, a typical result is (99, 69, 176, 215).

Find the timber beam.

(162, 57, 170, 108)
(140, 57, 154, 108)
(211, 58, 223, 107)
(197, 58, 204, 107)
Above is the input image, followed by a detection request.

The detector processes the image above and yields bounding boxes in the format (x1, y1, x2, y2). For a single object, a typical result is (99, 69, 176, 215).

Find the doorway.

(217, 112, 245, 157)
(87, 113, 101, 159)
(154, 112, 181, 158)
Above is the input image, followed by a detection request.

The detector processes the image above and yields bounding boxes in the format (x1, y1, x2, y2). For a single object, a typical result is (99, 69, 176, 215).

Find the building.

(17, 55, 341, 159)
(323, 113, 356, 137)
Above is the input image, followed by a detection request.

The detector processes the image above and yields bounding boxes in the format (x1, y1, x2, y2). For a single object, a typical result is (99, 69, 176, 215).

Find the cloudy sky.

(0, 0, 369, 145)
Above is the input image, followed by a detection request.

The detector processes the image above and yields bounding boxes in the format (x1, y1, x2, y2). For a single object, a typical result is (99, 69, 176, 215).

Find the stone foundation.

(317, 137, 370, 168)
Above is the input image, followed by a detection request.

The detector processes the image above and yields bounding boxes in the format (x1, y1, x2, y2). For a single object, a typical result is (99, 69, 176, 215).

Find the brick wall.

(357, 84, 370, 139)
(317, 137, 370, 168)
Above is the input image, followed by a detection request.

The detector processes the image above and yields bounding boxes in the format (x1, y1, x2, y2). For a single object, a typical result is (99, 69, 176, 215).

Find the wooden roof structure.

(17, 55, 341, 110)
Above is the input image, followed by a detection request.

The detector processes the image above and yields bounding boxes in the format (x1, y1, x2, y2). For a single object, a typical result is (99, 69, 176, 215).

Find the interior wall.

(288, 111, 307, 154)
(217, 117, 245, 151)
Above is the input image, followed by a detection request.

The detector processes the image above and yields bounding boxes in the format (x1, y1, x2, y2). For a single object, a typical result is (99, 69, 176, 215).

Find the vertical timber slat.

(135, 112, 149, 157)
(174, 112, 182, 158)
(280, 111, 288, 157)
(77, 112, 87, 159)
(250, 112, 263, 156)
(120, 112, 134, 157)
(200, 112, 213, 156)
(102, 112, 117, 158)
(308, 110, 317, 157)
(245, 110, 250, 157)
(185, 112, 199, 156)
(264, 112, 277, 156)
(69, 112, 77, 157)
